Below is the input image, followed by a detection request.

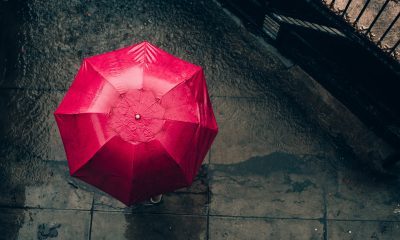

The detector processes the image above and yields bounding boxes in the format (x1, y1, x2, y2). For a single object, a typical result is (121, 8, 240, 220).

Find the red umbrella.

(54, 41, 218, 205)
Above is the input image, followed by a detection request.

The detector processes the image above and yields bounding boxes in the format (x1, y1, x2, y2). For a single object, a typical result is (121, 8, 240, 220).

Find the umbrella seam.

(84, 59, 121, 94)
(157, 118, 218, 132)
(157, 139, 195, 186)
(54, 112, 109, 116)
(128, 140, 189, 204)
(129, 142, 136, 204)
(160, 67, 203, 101)
(70, 135, 118, 176)
(157, 68, 203, 126)
(157, 118, 213, 184)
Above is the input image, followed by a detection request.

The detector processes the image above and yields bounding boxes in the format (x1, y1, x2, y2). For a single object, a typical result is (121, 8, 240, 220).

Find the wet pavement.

(1, 0, 400, 239)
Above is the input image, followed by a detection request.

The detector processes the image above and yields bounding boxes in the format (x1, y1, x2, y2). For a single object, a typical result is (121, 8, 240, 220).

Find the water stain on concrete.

(37, 223, 61, 240)
(211, 152, 317, 178)
(124, 213, 206, 240)
(123, 165, 209, 239)
(287, 179, 316, 193)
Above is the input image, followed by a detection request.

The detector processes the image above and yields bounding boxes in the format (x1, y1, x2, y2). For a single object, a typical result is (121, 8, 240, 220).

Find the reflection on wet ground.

(0, 0, 399, 239)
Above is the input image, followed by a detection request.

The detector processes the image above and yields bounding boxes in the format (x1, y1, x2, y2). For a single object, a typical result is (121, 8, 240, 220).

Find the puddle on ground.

(124, 214, 206, 240)
(211, 152, 317, 177)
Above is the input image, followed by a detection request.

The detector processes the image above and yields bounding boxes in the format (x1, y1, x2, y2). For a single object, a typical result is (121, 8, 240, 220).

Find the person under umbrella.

(55, 41, 218, 205)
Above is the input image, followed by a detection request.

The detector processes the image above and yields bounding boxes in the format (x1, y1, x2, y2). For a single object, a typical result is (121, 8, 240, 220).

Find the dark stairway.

(219, 0, 400, 167)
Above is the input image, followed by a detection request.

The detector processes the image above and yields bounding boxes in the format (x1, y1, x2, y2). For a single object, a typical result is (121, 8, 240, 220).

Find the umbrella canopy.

(54, 41, 218, 205)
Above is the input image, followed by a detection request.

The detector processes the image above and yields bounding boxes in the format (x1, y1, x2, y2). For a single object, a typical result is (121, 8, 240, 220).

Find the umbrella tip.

(135, 113, 141, 120)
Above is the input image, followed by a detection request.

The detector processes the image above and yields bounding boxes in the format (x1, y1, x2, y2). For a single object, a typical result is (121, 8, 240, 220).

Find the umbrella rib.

(129, 142, 136, 205)
(85, 60, 120, 94)
(142, 101, 161, 115)
(138, 90, 143, 105)
(156, 140, 192, 186)
(70, 134, 118, 176)
(55, 110, 110, 116)
(162, 118, 218, 132)
(160, 68, 203, 100)
(142, 117, 198, 125)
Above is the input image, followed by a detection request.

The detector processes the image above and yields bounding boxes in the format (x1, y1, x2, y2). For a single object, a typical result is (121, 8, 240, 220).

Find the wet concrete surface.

(0, 0, 399, 239)
(210, 217, 323, 240)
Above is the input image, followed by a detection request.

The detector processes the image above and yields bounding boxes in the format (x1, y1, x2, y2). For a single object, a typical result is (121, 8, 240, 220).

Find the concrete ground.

(1, 0, 400, 239)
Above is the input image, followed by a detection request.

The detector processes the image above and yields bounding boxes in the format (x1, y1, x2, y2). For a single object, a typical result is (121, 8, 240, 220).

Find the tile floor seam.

(207, 148, 211, 240)
(4, 205, 398, 223)
(92, 210, 208, 217)
(207, 208, 329, 224)
(209, 214, 323, 221)
(0, 205, 92, 212)
(323, 188, 328, 240)
(88, 196, 95, 240)
(206, 196, 210, 240)
(326, 218, 400, 222)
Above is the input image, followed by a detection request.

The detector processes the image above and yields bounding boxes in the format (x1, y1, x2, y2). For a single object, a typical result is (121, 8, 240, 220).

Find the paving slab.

(0, 208, 91, 240)
(326, 165, 400, 221)
(208, 96, 338, 218)
(22, 161, 94, 210)
(210, 97, 334, 165)
(91, 212, 207, 240)
(327, 220, 400, 240)
(209, 217, 323, 240)
(209, 152, 335, 218)
(0, 160, 94, 210)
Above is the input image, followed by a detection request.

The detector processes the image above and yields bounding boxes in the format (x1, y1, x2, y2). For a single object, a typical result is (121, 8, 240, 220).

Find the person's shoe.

(149, 194, 163, 204)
